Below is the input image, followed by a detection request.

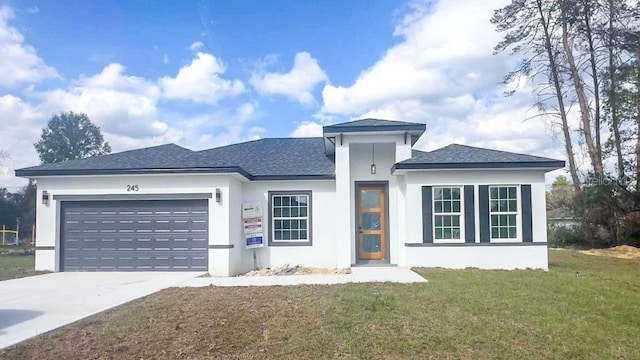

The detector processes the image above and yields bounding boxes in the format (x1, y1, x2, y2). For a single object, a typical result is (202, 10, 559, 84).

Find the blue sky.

(0, 0, 571, 188)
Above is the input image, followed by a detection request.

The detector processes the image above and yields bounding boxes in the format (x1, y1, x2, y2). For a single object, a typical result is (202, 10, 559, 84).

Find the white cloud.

(159, 52, 244, 105)
(0, 5, 59, 88)
(321, 0, 511, 116)
(0, 94, 45, 188)
(317, 0, 573, 169)
(40, 63, 166, 139)
(162, 54, 169, 64)
(251, 52, 328, 105)
(290, 121, 323, 138)
(189, 41, 204, 51)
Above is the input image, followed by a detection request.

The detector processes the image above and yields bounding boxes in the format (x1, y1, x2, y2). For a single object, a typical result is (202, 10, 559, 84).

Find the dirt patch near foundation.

(241, 264, 351, 276)
(578, 245, 640, 259)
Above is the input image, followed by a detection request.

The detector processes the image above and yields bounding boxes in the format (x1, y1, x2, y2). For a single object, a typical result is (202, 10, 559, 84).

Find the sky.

(0, 0, 572, 190)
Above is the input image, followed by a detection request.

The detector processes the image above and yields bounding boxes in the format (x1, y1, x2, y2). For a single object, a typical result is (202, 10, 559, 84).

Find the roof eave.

(391, 160, 566, 173)
(14, 166, 254, 179)
(323, 123, 426, 133)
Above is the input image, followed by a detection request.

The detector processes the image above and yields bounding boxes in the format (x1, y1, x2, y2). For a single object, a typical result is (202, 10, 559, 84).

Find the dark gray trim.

(251, 174, 335, 181)
(405, 242, 548, 247)
(323, 123, 426, 134)
(15, 166, 253, 178)
(422, 186, 433, 243)
(35, 246, 55, 250)
(53, 193, 213, 201)
(521, 185, 533, 242)
(392, 161, 565, 171)
(209, 244, 235, 249)
(464, 185, 475, 243)
(267, 190, 313, 247)
(16, 167, 336, 181)
(479, 185, 490, 243)
(355, 181, 391, 264)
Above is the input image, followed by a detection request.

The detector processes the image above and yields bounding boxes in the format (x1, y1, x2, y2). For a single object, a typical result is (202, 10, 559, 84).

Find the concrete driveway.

(0, 272, 204, 350)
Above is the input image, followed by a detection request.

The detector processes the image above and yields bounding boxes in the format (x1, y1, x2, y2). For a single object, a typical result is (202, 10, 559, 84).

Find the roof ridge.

(433, 143, 556, 160)
(197, 137, 324, 153)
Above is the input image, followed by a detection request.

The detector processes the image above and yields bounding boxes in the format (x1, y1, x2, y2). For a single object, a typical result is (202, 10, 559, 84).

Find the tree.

(34, 112, 111, 164)
(547, 175, 575, 209)
(492, 0, 582, 192)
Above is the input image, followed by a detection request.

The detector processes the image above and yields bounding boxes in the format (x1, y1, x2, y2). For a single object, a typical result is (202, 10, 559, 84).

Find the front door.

(357, 184, 386, 261)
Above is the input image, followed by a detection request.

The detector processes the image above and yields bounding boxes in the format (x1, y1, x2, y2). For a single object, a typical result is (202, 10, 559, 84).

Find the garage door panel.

(61, 199, 209, 271)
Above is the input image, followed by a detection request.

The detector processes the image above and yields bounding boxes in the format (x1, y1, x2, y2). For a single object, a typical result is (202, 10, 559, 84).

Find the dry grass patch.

(2, 250, 640, 359)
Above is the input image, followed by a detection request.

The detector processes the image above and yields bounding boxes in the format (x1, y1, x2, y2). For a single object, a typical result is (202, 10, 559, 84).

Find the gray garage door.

(61, 199, 208, 271)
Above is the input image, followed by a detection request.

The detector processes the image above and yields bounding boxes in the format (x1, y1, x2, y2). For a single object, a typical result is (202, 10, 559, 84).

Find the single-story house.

(15, 119, 565, 275)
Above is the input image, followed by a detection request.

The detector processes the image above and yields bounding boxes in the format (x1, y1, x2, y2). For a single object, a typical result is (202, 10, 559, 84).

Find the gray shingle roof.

(195, 138, 335, 179)
(15, 139, 335, 179)
(15, 144, 196, 174)
(323, 118, 426, 133)
(395, 144, 565, 170)
(15, 140, 563, 178)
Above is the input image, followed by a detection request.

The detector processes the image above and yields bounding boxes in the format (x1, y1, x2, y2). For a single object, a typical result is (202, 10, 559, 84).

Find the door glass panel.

(361, 190, 380, 209)
(363, 234, 381, 253)
(362, 212, 381, 230)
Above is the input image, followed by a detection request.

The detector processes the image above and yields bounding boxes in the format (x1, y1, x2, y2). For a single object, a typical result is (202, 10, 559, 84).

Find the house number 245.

(127, 185, 139, 192)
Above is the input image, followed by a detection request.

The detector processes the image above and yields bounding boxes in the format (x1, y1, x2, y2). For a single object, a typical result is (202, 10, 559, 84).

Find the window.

(489, 186, 518, 239)
(433, 187, 463, 240)
(268, 191, 312, 246)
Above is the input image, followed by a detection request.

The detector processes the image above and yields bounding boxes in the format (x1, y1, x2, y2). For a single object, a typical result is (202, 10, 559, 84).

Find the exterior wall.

(239, 180, 337, 274)
(337, 133, 412, 266)
(33, 173, 240, 275)
(401, 169, 549, 270)
(30, 142, 551, 274)
(404, 245, 548, 269)
(349, 142, 397, 264)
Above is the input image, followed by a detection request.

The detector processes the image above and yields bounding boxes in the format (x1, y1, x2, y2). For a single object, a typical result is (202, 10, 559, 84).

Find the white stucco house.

(16, 119, 564, 275)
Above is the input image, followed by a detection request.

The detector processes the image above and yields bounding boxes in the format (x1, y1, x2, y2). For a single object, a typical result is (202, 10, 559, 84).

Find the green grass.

(0, 255, 38, 281)
(2, 250, 640, 359)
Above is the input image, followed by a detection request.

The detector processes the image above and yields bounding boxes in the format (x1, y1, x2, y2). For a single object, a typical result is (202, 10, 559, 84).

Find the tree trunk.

(636, 38, 640, 192)
(583, 0, 603, 168)
(537, 0, 581, 192)
(562, 17, 603, 175)
(608, 0, 625, 180)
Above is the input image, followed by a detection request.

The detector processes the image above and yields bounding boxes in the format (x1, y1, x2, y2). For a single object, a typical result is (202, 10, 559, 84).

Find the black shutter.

(479, 185, 490, 243)
(422, 186, 433, 243)
(521, 185, 533, 242)
(464, 185, 475, 243)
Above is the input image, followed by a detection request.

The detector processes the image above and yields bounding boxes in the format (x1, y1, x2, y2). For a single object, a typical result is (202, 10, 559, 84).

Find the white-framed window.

(489, 186, 518, 240)
(268, 191, 312, 246)
(433, 186, 463, 241)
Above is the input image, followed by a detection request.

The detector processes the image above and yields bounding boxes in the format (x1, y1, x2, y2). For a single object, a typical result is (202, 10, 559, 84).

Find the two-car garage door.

(60, 199, 208, 271)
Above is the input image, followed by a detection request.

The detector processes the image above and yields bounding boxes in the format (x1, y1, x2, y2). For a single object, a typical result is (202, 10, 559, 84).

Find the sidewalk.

(180, 267, 428, 287)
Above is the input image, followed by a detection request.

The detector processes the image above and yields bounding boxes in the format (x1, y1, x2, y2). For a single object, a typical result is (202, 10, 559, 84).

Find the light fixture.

(42, 190, 49, 205)
(215, 188, 222, 203)
(371, 144, 377, 174)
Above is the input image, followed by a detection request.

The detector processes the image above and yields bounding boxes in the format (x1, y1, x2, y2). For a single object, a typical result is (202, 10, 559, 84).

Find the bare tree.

(560, 0, 604, 175)
(492, 0, 582, 191)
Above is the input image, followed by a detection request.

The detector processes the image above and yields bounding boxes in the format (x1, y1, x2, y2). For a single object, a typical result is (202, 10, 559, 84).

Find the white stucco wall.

(33, 173, 242, 275)
(239, 180, 337, 273)
(29, 137, 552, 274)
(404, 245, 548, 270)
(400, 169, 549, 270)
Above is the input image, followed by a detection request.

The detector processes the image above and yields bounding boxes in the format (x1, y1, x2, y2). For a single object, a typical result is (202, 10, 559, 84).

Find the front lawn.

(0, 255, 43, 281)
(2, 250, 640, 359)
